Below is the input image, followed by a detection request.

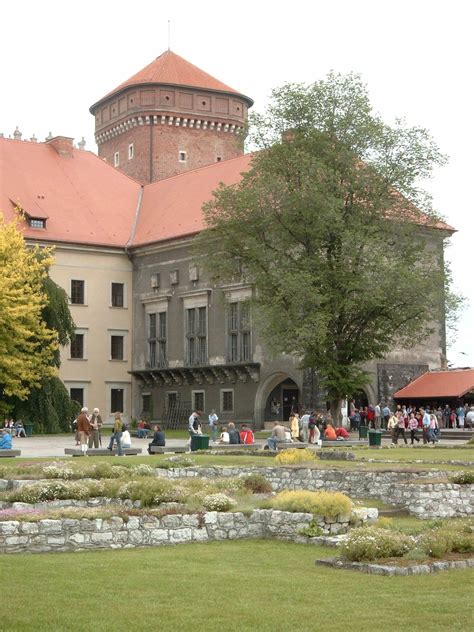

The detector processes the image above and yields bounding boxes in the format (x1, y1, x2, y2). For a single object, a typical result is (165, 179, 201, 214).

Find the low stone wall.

(0, 508, 374, 555)
(154, 467, 474, 519)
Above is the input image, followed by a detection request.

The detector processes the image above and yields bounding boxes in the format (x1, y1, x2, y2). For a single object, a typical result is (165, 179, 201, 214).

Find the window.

(70, 333, 84, 359)
(114, 152, 120, 167)
(28, 218, 46, 229)
(170, 270, 179, 285)
(227, 301, 251, 362)
(111, 282, 124, 308)
(179, 151, 187, 162)
(186, 307, 207, 365)
(111, 388, 124, 413)
(70, 388, 84, 407)
(70, 280, 85, 305)
(128, 143, 134, 160)
(192, 391, 205, 413)
(142, 394, 151, 415)
(166, 392, 177, 409)
(221, 390, 234, 412)
(216, 156, 222, 162)
(111, 335, 124, 360)
(148, 312, 167, 368)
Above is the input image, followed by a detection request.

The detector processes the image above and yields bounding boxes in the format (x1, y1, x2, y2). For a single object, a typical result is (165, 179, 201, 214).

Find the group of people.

(74, 408, 132, 456)
(349, 401, 474, 431)
(264, 412, 350, 451)
(188, 410, 255, 445)
(2, 418, 26, 438)
(386, 408, 441, 445)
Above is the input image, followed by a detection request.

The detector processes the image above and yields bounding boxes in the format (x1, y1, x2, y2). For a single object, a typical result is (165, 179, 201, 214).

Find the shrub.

(449, 471, 474, 485)
(129, 464, 154, 477)
(375, 517, 395, 530)
(240, 473, 272, 494)
(419, 530, 452, 558)
(41, 465, 75, 480)
(340, 527, 413, 561)
(202, 494, 236, 512)
(275, 448, 317, 465)
(299, 519, 324, 537)
(267, 490, 352, 518)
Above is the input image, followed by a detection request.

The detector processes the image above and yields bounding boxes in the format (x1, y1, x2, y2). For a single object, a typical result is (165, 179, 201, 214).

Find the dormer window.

(29, 218, 46, 229)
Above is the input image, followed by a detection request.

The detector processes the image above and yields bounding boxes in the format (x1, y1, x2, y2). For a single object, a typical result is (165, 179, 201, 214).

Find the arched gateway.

(254, 372, 301, 425)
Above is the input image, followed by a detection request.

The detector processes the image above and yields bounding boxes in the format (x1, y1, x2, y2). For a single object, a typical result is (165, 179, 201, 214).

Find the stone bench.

(321, 440, 366, 447)
(211, 443, 258, 450)
(0, 449, 21, 457)
(148, 446, 187, 454)
(64, 448, 142, 457)
(276, 442, 309, 450)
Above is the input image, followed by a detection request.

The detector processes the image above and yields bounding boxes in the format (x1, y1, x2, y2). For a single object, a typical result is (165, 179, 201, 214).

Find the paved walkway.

(3, 434, 469, 458)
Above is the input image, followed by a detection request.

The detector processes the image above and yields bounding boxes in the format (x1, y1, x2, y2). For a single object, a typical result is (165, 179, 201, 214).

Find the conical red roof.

(101, 50, 242, 101)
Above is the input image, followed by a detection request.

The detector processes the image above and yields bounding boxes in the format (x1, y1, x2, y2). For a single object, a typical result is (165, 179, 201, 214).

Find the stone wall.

(0, 508, 369, 555)
(154, 467, 474, 519)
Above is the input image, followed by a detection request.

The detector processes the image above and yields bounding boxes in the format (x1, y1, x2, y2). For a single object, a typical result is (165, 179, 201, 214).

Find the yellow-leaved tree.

(0, 212, 58, 412)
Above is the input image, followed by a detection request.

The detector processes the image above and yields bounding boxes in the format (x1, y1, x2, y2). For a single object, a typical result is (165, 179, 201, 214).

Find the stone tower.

(90, 50, 253, 184)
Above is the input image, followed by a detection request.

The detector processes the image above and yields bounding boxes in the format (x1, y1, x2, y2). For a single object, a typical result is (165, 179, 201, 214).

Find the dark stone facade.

(377, 363, 428, 408)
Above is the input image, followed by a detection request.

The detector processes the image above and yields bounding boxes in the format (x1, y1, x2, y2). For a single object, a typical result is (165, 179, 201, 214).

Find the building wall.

(93, 85, 248, 184)
(50, 245, 133, 424)
(131, 240, 300, 426)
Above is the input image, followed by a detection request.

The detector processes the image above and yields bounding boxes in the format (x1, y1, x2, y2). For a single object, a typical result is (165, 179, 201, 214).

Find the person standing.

(387, 413, 398, 444)
(300, 411, 310, 443)
(408, 413, 420, 444)
(88, 408, 102, 448)
(382, 404, 391, 430)
(188, 410, 201, 449)
(289, 413, 299, 441)
(108, 412, 124, 456)
(76, 407, 90, 455)
(456, 405, 465, 429)
(374, 403, 382, 430)
(208, 409, 219, 442)
(394, 413, 408, 445)
(421, 408, 431, 444)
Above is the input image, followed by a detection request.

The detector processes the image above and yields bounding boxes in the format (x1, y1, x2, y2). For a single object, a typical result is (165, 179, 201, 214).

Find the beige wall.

(49, 245, 133, 424)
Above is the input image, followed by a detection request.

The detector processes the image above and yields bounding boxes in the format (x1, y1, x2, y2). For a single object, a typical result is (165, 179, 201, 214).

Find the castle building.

(0, 51, 451, 426)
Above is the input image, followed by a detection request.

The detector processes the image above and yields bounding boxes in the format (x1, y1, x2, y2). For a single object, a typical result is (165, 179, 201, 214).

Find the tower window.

(128, 144, 134, 160)
(179, 151, 187, 162)
(114, 152, 120, 167)
(216, 156, 222, 162)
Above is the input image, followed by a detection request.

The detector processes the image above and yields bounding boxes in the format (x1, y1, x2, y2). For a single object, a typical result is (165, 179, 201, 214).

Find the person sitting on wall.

(323, 423, 337, 441)
(219, 427, 230, 444)
(239, 424, 254, 444)
(228, 422, 242, 444)
(265, 422, 289, 451)
(148, 425, 166, 454)
(0, 429, 13, 450)
(14, 421, 26, 438)
(137, 420, 149, 439)
(335, 426, 350, 440)
(121, 427, 132, 449)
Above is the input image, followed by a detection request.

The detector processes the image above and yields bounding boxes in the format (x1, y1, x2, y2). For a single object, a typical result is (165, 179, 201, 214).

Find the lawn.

(1, 540, 472, 631)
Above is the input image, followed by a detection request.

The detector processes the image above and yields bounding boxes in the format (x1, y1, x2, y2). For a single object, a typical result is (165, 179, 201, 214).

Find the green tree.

(196, 73, 458, 422)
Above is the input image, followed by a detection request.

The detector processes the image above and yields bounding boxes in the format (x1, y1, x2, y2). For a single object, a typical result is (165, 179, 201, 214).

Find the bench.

(211, 443, 258, 450)
(0, 449, 21, 457)
(64, 448, 142, 457)
(276, 442, 310, 450)
(148, 446, 187, 454)
(321, 440, 367, 447)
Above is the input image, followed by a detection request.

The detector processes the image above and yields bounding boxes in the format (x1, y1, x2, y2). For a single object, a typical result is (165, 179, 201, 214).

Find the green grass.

(351, 446, 474, 463)
(1, 540, 472, 631)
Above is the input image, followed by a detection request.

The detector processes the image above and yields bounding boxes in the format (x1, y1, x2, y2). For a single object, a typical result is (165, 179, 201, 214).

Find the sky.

(1, 0, 472, 365)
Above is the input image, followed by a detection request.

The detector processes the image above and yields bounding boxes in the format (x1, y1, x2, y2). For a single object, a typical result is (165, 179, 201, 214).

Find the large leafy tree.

(0, 212, 57, 415)
(197, 73, 458, 422)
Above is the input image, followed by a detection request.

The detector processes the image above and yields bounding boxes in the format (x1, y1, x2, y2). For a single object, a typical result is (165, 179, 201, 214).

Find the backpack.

(122, 423, 127, 432)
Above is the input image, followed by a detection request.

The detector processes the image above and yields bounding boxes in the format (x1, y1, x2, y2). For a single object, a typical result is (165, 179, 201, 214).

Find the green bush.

(299, 519, 324, 537)
(341, 527, 413, 561)
(202, 494, 236, 511)
(449, 471, 474, 485)
(266, 490, 352, 518)
(240, 473, 272, 494)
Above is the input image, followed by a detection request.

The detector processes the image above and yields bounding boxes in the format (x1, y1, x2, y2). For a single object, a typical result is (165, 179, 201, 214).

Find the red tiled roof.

(97, 50, 248, 105)
(133, 154, 253, 247)
(0, 138, 141, 248)
(394, 369, 474, 399)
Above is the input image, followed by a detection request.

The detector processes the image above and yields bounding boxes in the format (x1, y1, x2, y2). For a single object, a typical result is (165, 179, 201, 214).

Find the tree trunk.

(329, 398, 343, 427)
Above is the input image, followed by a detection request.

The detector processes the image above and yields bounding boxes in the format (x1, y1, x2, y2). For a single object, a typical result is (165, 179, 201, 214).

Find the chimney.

(46, 135, 74, 157)
(13, 126, 22, 140)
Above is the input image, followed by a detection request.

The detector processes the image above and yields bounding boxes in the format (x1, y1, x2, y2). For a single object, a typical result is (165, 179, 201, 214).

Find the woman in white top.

(219, 427, 230, 444)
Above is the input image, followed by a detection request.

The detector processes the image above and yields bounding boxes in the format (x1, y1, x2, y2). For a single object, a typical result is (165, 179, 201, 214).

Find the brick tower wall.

(98, 124, 245, 184)
(92, 84, 250, 184)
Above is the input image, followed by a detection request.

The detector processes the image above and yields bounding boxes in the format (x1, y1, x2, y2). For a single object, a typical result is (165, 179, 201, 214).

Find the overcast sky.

(1, 0, 471, 365)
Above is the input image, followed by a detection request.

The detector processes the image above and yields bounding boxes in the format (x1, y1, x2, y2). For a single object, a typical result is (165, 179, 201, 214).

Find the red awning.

(394, 369, 474, 399)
